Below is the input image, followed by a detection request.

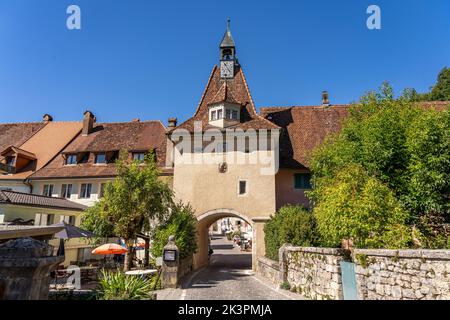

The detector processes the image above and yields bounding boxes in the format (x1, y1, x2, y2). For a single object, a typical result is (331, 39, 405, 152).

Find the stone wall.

(178, 255, 193, 281)
(280, 246, 346, 300)
(257, 257, 280, 284)
(354, 249, 450, 300)
(257, 245, 450, 300)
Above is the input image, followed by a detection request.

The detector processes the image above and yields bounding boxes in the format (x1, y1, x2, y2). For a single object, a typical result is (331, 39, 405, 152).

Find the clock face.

(220, 61, 234, 78)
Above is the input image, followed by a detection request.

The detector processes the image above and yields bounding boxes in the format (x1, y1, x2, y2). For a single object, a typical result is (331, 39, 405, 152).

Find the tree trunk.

(124, 242, 133, 271)
(144, 238, 150, 268)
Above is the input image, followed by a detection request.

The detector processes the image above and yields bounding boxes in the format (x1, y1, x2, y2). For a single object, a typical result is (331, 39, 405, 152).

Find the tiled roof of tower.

(170, 66, 279, 132)
(0, 190, 87, 211)
(261, 101, 449, 169)
(29, 120, 169, 179)
(0, 122, 46, 152)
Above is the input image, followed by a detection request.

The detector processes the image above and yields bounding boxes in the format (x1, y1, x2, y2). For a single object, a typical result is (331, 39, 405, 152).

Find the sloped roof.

(0, 123, 46, 152)
(0, 146, 37, 160)
(261, 101, 449, 169)
(171, 66, 279, 132)
(0, 122, 82, 180)
(261, 105, 349, 169)
(29, 120, 168, 179)
(0, 190, 87, 211)
(63, 121, 165, 153)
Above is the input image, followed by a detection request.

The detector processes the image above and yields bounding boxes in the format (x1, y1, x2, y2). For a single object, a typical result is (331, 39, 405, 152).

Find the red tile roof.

(0, 190, 87, 211)
(261, 105, 350, 169)
(171, 66, 279, 132)
(29, 120, 168, 179)
(0, 123, 46, 152)
(261, 101, 449, 169)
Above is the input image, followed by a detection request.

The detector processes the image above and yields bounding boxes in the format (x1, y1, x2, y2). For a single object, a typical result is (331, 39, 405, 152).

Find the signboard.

(163, 249, 177, 262)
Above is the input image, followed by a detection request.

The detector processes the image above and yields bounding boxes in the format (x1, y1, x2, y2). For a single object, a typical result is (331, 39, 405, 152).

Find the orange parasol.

(92, 243, 128, 255)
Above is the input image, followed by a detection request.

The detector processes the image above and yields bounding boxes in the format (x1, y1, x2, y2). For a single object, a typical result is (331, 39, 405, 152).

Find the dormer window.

(6, 156, 15, 167)
(95, 153, 106, 164)
(209, 102, 241, 128)
(65, 154, 77, 165)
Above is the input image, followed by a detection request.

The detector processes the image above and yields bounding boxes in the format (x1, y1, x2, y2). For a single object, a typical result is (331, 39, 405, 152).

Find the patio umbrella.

(92, 243, 128, 255)
(52, 221, 96, 239)
(51, 221, 95, 257)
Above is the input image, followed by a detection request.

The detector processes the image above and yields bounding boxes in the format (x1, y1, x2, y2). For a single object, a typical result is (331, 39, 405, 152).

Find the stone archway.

(194, 209, 267, 271)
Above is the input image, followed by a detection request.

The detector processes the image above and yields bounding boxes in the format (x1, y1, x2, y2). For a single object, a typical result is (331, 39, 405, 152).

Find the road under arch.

(194, 209, 268, 271)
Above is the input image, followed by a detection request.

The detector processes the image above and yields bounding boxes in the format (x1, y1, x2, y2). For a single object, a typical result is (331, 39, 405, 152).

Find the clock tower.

(220, 18, 238, 79)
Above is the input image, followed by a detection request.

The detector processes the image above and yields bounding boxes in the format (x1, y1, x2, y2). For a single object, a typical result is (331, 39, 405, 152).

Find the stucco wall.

(275, 169, 310, 210)
(0, 180, 30, 193)
(173, 151, 276, 219)
(31, 178, 113, 207)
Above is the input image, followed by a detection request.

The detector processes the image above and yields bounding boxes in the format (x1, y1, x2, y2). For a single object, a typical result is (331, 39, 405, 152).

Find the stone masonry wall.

(257, 245, 450, 300)
(354, 249, 450, 300)
(279, 246, 346, 300)
(257, 257, 280, 284)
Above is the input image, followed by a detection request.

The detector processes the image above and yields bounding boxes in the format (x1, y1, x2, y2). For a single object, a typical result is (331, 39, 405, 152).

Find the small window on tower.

(211, 110, 217, 121)
(217, 109, 223, 119)
(232, 110, 238, 120)
(226, 109, 231, 119)
(238, 180, 247, 195)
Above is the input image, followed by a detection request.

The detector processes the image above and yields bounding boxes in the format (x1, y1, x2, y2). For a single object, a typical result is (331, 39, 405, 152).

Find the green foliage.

(81, 150, 174, 269)
(151, 202, 198, 260)
(264, 205, 318, 260)
(430, 67, 450, 101)
(309, 83, 449, 249)
(313, 164, 413, 249)
(98, 269, 155, 300)
(280, 281, 291, 290)
(403, 67, 450, 101)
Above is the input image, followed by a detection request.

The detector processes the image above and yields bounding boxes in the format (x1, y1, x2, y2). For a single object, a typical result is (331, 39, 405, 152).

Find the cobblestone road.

(157, 235, 302, 300)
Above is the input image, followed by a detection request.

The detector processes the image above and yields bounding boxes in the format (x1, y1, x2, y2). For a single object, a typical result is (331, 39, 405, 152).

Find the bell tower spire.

(220, 18, 236, 79)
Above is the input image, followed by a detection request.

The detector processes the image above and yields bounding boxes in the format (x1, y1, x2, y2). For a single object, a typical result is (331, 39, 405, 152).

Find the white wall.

(0, 180, 30, 193)
(31, 178, 113, 207)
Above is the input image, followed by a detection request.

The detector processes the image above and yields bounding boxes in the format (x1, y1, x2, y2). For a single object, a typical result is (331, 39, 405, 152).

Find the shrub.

(309, 84, 449, 248)
(151, 202, 198, 260)
(313, 164, 414, 249)
(98, 269, 155, 300)
(264, 205, 318, 260)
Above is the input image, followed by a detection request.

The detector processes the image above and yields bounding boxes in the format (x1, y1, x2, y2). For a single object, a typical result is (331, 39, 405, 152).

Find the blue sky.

(0, 0, 449, 124)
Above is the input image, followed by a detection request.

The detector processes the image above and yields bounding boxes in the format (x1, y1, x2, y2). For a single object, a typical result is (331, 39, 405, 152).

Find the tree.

(309, 83, 449, 248)
(81, 150, 174, 271)
(264, 205, 318, 260)
(312, 164, 413, 249)
(403, 67, 450, 101)
(430, 67, 450, 101)
(151, 202, 198, 260)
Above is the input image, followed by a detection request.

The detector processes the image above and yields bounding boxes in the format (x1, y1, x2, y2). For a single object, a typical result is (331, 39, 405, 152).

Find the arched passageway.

(194, 209, 256, 270)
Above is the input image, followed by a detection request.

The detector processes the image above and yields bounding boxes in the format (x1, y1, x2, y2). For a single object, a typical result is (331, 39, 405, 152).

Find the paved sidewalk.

(156, 235, 304, 300)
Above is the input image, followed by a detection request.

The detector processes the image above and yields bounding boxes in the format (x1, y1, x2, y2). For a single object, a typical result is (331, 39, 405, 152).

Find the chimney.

(168, 117, 177, 128)
(82, 110, 95, 136)
(322, 91, 330, 107)
(42, 114, 53, 122)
